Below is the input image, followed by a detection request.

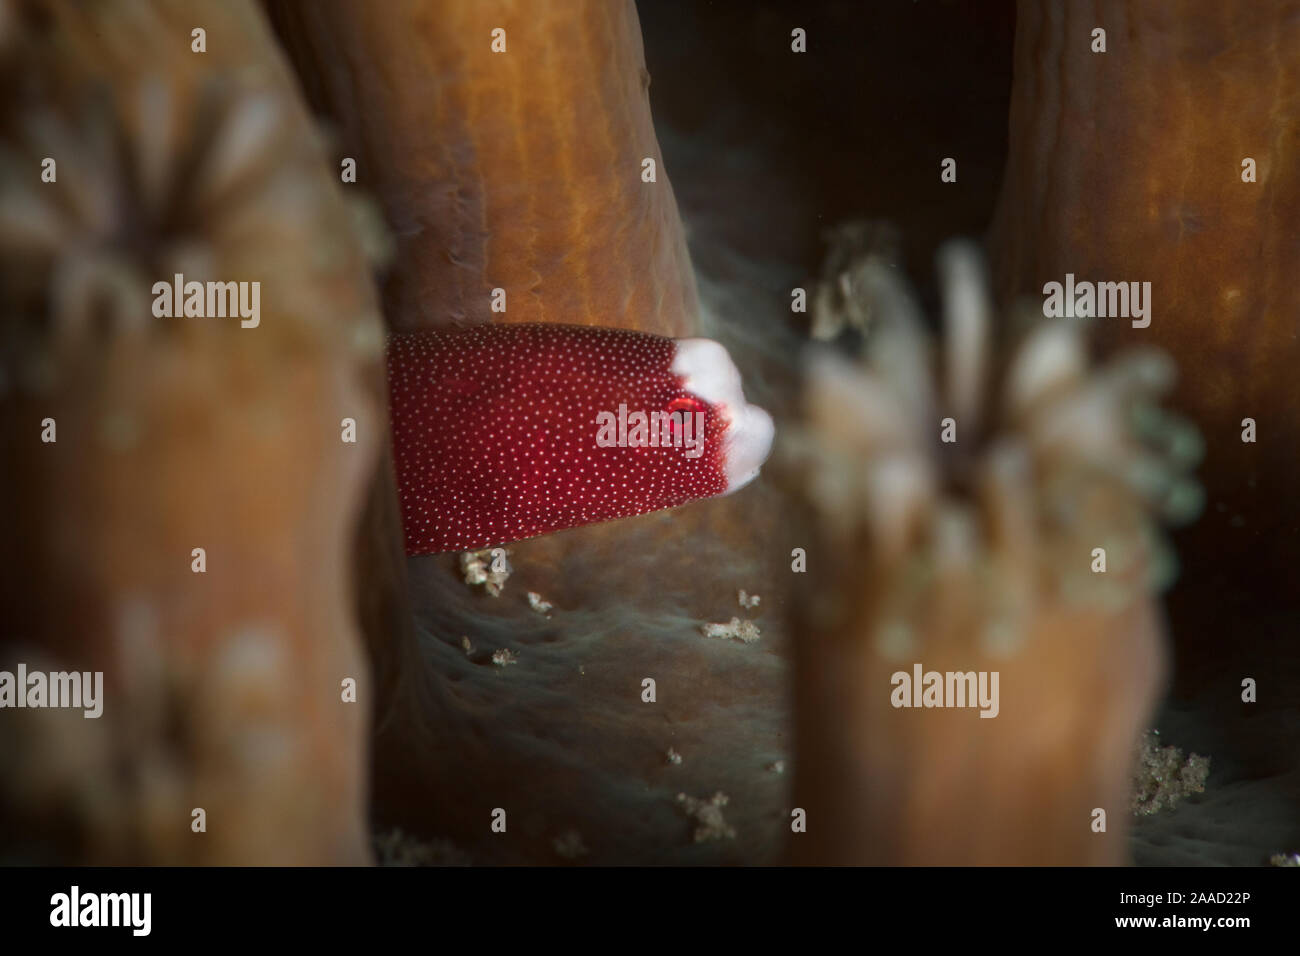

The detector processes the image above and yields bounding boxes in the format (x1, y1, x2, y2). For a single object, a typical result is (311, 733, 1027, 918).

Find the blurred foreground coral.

(0, 0, 387, 863)
(783, 236, 1200, 863)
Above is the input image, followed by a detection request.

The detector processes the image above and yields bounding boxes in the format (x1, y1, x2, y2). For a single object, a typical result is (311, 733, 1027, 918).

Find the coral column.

(782, 243, 1187, 864)
(989, 0, 1300, 594)
(266, 0, 700, 337)
(0, 0, 382, 864)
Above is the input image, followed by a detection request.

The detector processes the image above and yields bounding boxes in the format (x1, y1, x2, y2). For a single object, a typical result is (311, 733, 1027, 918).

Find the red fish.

(385, 323, 774, 555)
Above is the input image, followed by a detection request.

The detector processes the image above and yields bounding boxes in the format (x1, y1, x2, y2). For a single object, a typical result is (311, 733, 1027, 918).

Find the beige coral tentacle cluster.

(796, 238, 1200, 660)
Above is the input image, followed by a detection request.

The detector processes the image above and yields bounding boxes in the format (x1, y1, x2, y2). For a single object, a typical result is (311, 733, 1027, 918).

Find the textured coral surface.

(991, 0, 1300, 594)
(1, 0, 383, 864)
(266, 0, 699, 336)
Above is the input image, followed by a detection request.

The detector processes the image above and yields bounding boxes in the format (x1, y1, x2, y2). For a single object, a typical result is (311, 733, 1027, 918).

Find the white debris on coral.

(811, 220, 904, 341)
(461, 636, 474, 656)
(373, 827, 471, 866)
(737, 589, 761, 609)
(491, 648, 517, 667)
(460, 548, 511, 597)
(527, 591, 553, 616)
(700, 616, 761, 644)
(768, 760, 785, 775)
(1131, 729, 1210, 816)
(677, 791, 736, 842)
(666, 747, 683, 766)
(553, 829, 588, 860)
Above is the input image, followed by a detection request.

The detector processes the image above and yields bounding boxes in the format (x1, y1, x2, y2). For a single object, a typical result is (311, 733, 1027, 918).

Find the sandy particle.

(700, 616, 761, 644)
(676, 791, 736, 842)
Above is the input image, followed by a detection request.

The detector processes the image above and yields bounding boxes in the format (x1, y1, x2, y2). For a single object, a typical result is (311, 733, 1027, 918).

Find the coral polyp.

(785, 236, 1200, 864)
(797, 238, 1200, 659)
